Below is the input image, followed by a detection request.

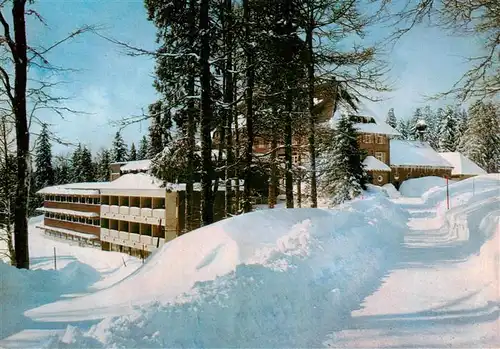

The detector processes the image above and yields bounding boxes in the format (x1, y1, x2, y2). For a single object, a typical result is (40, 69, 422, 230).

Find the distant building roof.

(390, 140, 454, 168)
(331, 102, 401, 136)
(120, 159, 152, 173)
(363, 156, 391, 172)
(438, 152, 487, 176)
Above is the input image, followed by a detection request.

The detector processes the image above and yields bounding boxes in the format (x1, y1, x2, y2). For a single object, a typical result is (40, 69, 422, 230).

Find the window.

(377, 175, 384, 183)
(93, 197, 100, 205)
(374, 152, 386, 164)
(80, 197, 86, 203)
(363, 134, 372, 143)
(375, 135, 385, 144)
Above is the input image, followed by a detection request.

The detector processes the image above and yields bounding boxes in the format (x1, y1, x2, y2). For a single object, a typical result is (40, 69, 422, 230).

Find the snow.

(331, 103, 401, 136)
(325, 175, 500, 347)
(399, 176, 453, 198)
(390, 140, 454, 168)
(119, 160, 151, 173)
(36, 225, 98, 240)
(35, 207, 99, 218)
(362, 156, 391, 172)
(1, 175, 499, 348)
(0, 217, 141, 342)
(438, 152, 487, 176)
(105, 173, 163, 190)
(9, 195, 407, 348)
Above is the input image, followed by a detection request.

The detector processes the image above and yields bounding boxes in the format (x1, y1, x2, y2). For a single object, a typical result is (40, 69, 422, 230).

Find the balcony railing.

(101, 228, 165, 252)
(100, 205, 165, 225)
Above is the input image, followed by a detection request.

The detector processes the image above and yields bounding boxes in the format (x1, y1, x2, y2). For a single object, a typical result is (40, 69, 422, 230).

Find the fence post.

(446, 177, 450, 210)
(53, 246, 57, 270)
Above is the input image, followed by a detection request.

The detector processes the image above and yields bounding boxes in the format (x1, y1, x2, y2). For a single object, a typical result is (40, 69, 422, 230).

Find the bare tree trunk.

(306, 8, 317, 208)
(268, 114, 278, 208)
(199, 0, 214, 225)
(224, 0, 234, 217)
(184, 0, 197, 232)
(284, 1, 294, 209)
(1, 117, 15, 264)
(234, 110, 240, 213)
(11, 0, 30, 269)
(296, 137, 302, 208)
(242, 0, 254, 213)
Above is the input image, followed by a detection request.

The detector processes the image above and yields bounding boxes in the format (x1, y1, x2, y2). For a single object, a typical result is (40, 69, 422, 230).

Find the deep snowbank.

(399, 176, 452, 198)
(40, 195, 408, 348)
(0, 261, 101, 339)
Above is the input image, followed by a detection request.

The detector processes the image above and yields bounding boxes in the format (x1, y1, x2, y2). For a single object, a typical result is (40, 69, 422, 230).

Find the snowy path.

(325, 196, 499, 348)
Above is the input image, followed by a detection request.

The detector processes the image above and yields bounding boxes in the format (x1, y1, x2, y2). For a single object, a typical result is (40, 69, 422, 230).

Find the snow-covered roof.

(35, 207, 99, 218)
(390, 140, 454, 168)
(36, 224, 98, 240)
(438, 152, 487, 176)
(120, 159, 151, 173)
(331, 102, 400, 136)
(363, 156, 391, 172)
(37, 182, 107, 195)
(106, 173, 164, 190)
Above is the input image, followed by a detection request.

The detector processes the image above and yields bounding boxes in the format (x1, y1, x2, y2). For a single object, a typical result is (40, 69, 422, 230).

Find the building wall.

(367, 171, 390, 186)
(391, 167, 452, 188)
(358, 133, 390, 165)
(44, 201, 100, 214)
(44, 218, 100, 236)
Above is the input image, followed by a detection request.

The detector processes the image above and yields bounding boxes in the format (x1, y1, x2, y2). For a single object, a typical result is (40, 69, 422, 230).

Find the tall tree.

(128, 143, 137, 161)
(458, 101, 499, 173)
(438, 106, 459, 152)
(397, 118, 411, 140)
(0, 0, 30, 269)
(70, 144, 84, 182)
(199, 0, 214, 225)
(319, 114, 367, 206)
(95, 149, 112, 182)
(112, 131, 128, 163)
(409, 108, 423, 141)
(138, 135, 150, 160)
(80, 146, 95, 182)
(53, 155, 71, 185)
(386, 108, 397, 128)
(422, 105, 439, 149)
(34, 124, 54, 191)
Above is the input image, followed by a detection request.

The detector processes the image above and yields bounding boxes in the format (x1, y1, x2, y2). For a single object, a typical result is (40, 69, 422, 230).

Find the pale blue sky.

(28, 0, 479, 155)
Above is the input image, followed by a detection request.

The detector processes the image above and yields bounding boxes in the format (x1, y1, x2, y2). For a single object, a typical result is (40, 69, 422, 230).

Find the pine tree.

(112, 131, 128, 163)
(397, 118, 411, 140)
(70, 144, 84, 182)
(96, 149, 112, 182)
(80, 146, 95, 182)
(386, 108, 397, 128)
(138, 136, 150, 160)
(423, 105, 439, 149)
(438, 106, 459, 152)
(34, 124, 54, 190)
(129, 143, 137, 161)
(53, 155, 71, 185)
(458, 101, 499, 173)
(320, 114, 367, 206)
(409, 108, 423, 141)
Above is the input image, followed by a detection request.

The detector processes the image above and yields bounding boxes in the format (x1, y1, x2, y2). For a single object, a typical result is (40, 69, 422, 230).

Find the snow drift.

(399, 176, 453, 198)
(37, 195, 408, 348)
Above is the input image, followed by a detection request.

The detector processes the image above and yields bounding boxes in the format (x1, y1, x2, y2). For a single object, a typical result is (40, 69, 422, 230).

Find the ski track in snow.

(325, 188, 500, 348)
(1, 177, 499, 348)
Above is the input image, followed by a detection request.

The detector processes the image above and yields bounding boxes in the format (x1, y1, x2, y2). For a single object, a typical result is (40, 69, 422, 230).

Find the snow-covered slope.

(399, 176, 453, 198)
(29, 195, 408, 348)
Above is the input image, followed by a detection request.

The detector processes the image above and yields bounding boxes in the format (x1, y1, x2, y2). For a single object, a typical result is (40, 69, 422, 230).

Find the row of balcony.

(100, 228, 165, 252)
(100, 205, 166, 225)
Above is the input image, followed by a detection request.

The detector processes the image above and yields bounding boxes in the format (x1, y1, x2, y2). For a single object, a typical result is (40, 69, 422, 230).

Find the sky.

(26, 0, 481, 155)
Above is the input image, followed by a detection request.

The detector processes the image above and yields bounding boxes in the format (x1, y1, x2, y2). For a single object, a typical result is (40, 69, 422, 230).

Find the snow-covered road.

(325, 190, 500, 348)
(1, 176, 498, 348)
